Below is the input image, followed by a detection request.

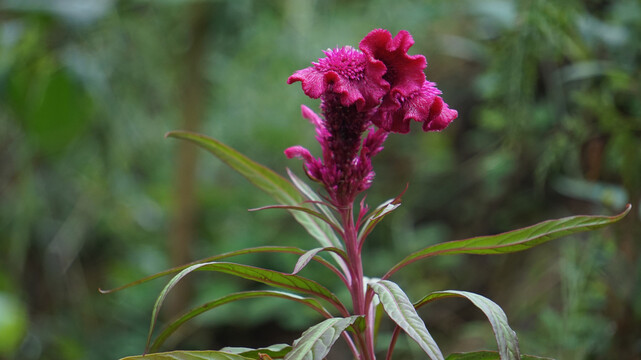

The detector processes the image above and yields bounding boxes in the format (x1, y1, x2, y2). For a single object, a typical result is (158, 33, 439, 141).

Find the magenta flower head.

(287, 29, 457, 207)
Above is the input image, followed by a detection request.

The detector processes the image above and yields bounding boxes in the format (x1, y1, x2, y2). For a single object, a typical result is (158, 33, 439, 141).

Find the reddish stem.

(341, 205, 376, 360)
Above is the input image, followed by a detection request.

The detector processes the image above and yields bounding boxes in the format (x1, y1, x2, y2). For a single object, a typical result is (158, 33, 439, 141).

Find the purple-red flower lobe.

(288, 46, 387, 111)
(372, 81, 457, 133)
(360, 29, 426, 98)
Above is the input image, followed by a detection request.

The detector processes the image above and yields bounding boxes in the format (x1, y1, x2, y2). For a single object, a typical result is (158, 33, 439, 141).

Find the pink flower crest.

(287, 46, 388, 111)
(286, 29, 458, 206)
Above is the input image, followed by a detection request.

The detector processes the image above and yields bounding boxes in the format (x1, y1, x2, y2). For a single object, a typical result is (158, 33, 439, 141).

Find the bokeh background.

(1, 0, 640, 359)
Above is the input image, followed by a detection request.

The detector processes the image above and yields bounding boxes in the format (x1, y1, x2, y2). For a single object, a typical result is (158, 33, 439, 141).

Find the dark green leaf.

(370, 280, 443, 360)
(415, 291, 520, 360)
(220, 344, 291, 359)
(287, 169, 341, 230)
(445, 351, 554, 360)
(249, 205, 342, 235)
(446, 352, 500, 360)
(284, 317, 359, 360)
(120, 350, 253, 360)
(385, 205, 630, 278)
(100, 246, 329, 294)
(151, 291, 331, 352)
(357, 184, 406, 240)
(166, 131, 342, 250)
(145, 262, 347, 351)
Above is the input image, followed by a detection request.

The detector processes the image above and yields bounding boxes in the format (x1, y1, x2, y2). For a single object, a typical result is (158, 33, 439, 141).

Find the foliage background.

(0, 0, 639, 359)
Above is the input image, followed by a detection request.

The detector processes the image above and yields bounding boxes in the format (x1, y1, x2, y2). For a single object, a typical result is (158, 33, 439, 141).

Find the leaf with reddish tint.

(120, 351, 252, 360)
(145, 262, 347, 352)
(220, 344, 292, 359)
(100, 246, 330, 294)
(385, 205, 630, 278)
(166, 131, 342, 251)
(291, 247, 347, 275)
(150, 291, 331, 352)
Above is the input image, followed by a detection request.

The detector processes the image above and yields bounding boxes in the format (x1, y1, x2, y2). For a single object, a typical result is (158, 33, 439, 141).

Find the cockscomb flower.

(286, 28, 457, 207)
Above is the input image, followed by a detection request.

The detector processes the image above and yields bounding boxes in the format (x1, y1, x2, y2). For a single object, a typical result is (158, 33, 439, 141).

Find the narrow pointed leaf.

(415, 291, 520, 360)
(249, 205, 342, 235)
(145, 262, 348, 351)
(166, 131, 342, 251)
(151, 291, 332, 352)
(100, 246, 338, 294)
(445, 352, 553, 360)
(146, 263, 209, 352)
(292, 247, 347, 275)
(370, 280, 444, 360)
(385, 205, 630, 278)
(220, 344, 292, 359)
(287, 169, 341, 229)
(358, 185, 407, 240)
(357, 198, 401, 240)
(284, 316, 359, 360)
(120, 350, 253, 360)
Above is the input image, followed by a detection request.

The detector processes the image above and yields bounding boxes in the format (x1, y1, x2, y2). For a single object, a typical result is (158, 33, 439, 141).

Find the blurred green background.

(1, 0, 640, 359)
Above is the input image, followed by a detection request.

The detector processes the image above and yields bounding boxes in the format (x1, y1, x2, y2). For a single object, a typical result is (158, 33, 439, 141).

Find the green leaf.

(415, 291, 520, 360)
(151, 291, 331, 352)
(291, 247, 347, 275)
(120, 350, 253, 360)
(385, 205, 631, 278)
(370, 280, 444, 360)
(146, 262, 347, 351)
(166, 131, 343, 251)
(445, 352, 500, 360)
(220, 344, 292, 359)
(287, 169, 341, 230)
(357, 184, 407, 241)
(249, 205, 343, 235)
(100, 246, 333, 294)
(357, 197, 401, 241)
(445, 351, 554, 360)
(284, 316, 359, 360)
(146, 263, 207, 352)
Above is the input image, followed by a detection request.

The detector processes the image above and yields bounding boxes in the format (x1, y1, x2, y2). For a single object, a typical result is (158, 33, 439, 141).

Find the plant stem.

(341, 205, 375, 360)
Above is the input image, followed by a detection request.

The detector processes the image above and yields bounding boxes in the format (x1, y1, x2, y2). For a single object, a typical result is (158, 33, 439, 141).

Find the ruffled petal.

(360, 29, 426, 97)
(287, 67, 329, 99)
(372, 81, 457, 133)
(423, 98, 458, 132)
(289, 46, 387, 111)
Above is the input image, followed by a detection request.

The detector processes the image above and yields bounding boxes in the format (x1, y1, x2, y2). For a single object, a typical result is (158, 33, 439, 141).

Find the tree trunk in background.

(167, 2, 212, 318)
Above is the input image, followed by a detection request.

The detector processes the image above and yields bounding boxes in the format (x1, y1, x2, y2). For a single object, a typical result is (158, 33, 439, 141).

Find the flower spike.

(287, 29, 457, 206)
